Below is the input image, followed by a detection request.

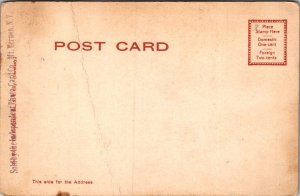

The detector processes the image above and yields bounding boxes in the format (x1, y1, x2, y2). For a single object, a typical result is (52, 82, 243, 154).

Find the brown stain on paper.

(56, 191, 70, 196)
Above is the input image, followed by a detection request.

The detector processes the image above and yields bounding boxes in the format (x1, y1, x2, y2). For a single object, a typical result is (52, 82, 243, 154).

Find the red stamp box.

(248, 19, 287, 65)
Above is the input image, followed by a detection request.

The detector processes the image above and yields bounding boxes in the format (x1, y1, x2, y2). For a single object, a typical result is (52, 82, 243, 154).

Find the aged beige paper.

(0, 2, 299, 196)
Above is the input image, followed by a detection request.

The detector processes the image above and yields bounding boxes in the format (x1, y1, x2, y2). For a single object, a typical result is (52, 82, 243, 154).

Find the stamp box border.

(248, 19, 287, 66)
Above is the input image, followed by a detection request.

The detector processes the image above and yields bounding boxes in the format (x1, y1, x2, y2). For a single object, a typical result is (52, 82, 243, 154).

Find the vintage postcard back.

(0, 2, 299, 196)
